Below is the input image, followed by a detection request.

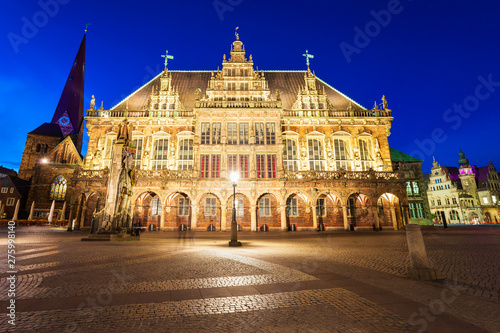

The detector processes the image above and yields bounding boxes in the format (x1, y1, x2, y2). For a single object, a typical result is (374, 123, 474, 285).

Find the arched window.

(333, 138, 350, 171)
(308, 138, 325, 171)
(50, 176, 67, 201)
(36, 144, 41, 152)
(152, 138, 169, 170)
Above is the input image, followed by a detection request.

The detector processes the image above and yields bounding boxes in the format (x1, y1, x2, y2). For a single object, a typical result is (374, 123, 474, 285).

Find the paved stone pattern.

(1, 289, 417, 333)
(1, 226, 499, 332)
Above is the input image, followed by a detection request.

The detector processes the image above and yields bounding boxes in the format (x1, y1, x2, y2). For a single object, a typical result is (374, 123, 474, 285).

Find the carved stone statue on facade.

(382, 95, 388, 110)
(90, 95, 95, 110)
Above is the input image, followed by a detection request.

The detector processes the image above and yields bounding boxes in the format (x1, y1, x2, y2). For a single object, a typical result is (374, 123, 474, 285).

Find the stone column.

(280, 205, 287, 231)
(67, 204, 75, 231)
(74, 201, 82, 230)
(404, 206, 411, 226)
(160, 206, 165, 230)
(342, 205, 349, 230)
(312, 205, 318, 230)
(406, 224, 442, 280)
(79, 205, 88, 229)
(191, 205, 197, 230)
(390, 205, 398, 230)
(251, 205, 257, 231)
(221, 204, 227, 231)
(372, 206, 380, 230)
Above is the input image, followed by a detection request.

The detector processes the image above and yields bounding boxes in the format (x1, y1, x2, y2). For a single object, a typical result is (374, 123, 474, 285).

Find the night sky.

(1, 0, 499, 173)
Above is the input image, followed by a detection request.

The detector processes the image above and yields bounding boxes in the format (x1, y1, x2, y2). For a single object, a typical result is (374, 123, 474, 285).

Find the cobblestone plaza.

(1, 226, 499, 332)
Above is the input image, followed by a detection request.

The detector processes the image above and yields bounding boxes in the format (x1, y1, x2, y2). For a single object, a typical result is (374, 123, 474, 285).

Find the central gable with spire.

(110, 37, 366, 113)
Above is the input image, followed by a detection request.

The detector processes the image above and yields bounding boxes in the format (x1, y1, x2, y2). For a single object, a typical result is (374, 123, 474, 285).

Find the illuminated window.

(416, 203, 424, 218)
(483, 197, 489, 204)
(9, 188, 14, 193)
(406, 182, 412, 196)
(201, 123, 210, 144)
(132, 138, 143, 169)
(359, 139, 372, 171)
(239, 123, 249, 144)
(205, 197, 217, 216)
(212, 123, 221, 144)
(235, 198, 244, 216)
(178, 197, 190, 216)
(333, 139, 350, 171)
(152, 138, 168, 170)
(227, 123, 237, 145)
(1, 187, 7, 193)
(50, 176, 67, 201)
(259, 198, 271, 216)
(255, 123, 265, 144)
(308, 138, 325, 171)
(284, 139, 298, 171)
(317, 198, 326, 216)
(200, 155, 220, 178)
(412, 182, 420, 195)
(151, 197, 161, 216)
(239, 155, 249, 179)
(256, 154, 276, 178)
(178, 139, 193, 170)
(6, 198, 15, 206)
(409, 203, 416, 218)
(266, 123, 275, 145)
(493, 196, 497, 203)
(287, 198, 298, 216)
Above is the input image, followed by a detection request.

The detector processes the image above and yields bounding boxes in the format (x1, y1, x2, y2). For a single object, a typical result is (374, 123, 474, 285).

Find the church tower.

(458, 148, 477, 194)
(18, 34, 86, 181)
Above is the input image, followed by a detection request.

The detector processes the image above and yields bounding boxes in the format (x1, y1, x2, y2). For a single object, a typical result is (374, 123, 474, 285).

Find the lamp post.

(229, 172, 242, 247)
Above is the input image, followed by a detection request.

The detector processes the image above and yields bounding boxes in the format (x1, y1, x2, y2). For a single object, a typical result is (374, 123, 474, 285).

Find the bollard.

(405, 224, 443, 280)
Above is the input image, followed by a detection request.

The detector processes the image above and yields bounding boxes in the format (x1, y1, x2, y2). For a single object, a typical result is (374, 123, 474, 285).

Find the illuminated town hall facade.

(20, 34, 425, 231)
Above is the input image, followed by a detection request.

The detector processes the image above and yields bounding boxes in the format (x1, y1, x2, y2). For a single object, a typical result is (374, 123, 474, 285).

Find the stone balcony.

(284, 170, 402, 181)
(86, 110, 194, 118)
(283, 109, 392, 118)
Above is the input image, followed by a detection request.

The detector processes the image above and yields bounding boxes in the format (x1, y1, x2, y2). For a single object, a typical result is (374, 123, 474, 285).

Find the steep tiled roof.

(28, 123, 63, 138)
(111, 71, 366, 112)
(390, 147, 422, 162)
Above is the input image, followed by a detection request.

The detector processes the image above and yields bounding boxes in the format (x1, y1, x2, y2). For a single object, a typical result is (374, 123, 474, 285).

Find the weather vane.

(161, 50, 174, 72)
(235, 26, 239, 40)
(302, 50, 314, 69)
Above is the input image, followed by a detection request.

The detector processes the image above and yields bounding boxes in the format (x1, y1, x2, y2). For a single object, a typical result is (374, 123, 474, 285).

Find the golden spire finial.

(235, 27, 239, 40)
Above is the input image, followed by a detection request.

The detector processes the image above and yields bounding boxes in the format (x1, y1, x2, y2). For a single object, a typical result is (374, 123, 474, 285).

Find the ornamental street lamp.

(229, 172, 242, 247)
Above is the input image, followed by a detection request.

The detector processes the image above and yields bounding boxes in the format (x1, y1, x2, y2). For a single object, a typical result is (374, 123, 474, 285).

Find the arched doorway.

(134, 191, 161, 230)
(377, 193, 402, 230)
(346, 193, 373, 230)
(166, 192, 191, 231)
(316, 193, 343, 230)
(484, 212, 492, 223)
(199, 193, 221, 231)
(285, 193, 311, 230)
(226, 193, 251, 231)
(256, 193, 279, 231)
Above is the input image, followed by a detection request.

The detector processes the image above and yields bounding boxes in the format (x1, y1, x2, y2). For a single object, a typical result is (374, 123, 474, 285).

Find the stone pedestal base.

(407, 267, 443, 280)
(228, 240, 242, 247)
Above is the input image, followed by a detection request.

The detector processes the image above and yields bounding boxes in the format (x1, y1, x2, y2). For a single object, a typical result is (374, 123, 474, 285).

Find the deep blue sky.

(1, 0, 499, 173)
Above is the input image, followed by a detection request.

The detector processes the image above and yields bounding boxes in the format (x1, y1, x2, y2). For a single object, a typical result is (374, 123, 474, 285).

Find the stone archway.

(346, 193, 374, 230)
(256, 193, 280, 231)
(285, 192, 312, 231)
(226, 193, 251, 231)
(134, 191, 162, 230)
(377, 193, 403, 230)
(316, 192, 343, 230)
(165, 192, 191, 231)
